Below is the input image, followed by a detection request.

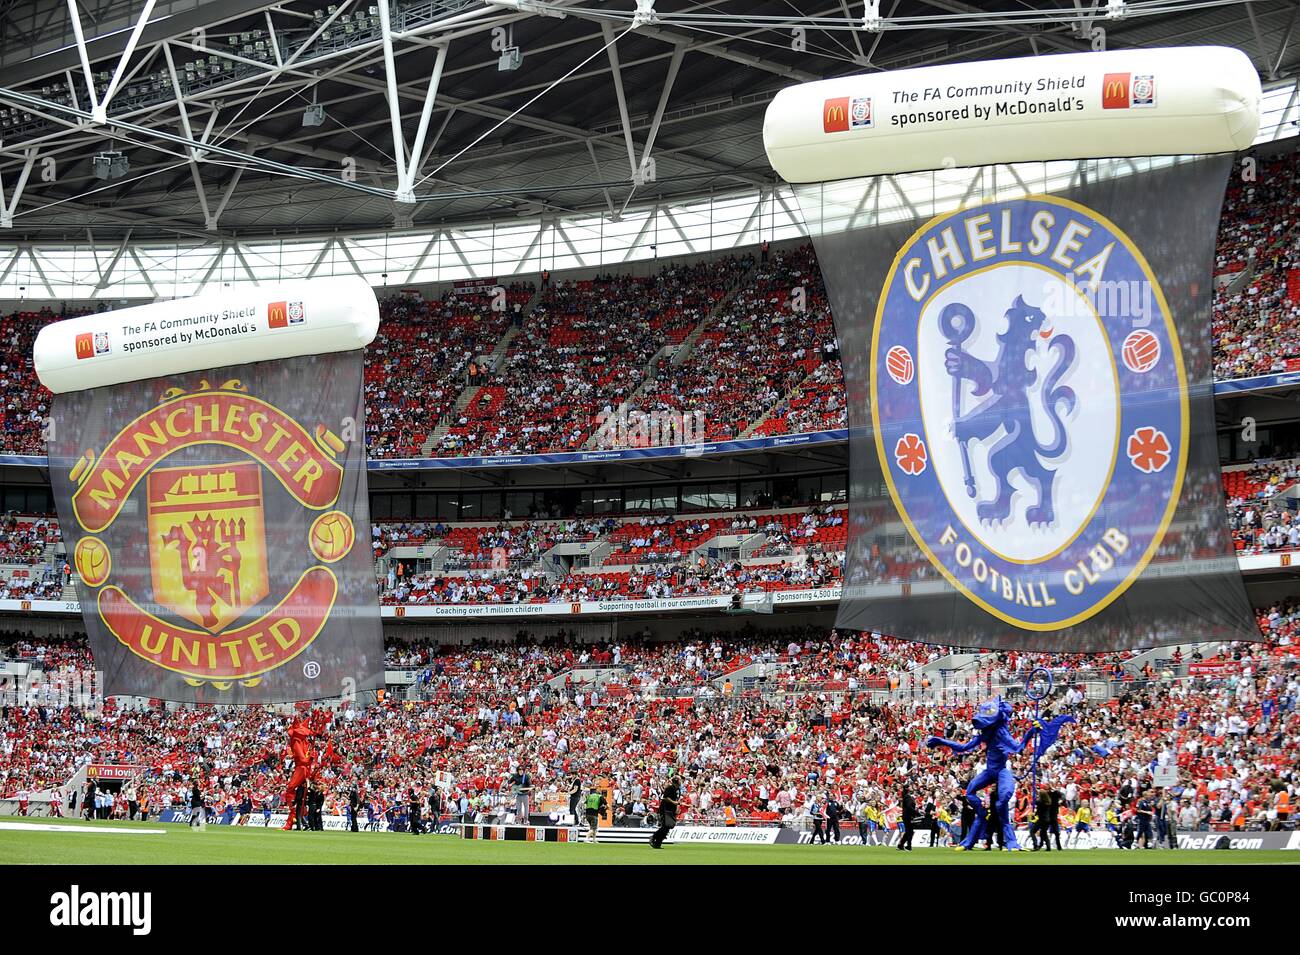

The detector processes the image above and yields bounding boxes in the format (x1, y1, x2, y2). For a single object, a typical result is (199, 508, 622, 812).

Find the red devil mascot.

(282, 711, 327, 830)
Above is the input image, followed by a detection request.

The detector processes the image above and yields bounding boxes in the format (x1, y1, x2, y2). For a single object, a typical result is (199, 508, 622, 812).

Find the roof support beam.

(586, 140, 616, 217)
(305, 238, 335, 278)
(618, 201, 655, 261)
(733, 190, 764, 244)
(61, 191, 217, 236)
(64, 69, 81, 111)
(264, 10, 284, 69)
(162, 43, 213, 228)
(285, 1, 352, 69)
(638, 41, 684, 172)
(512, 226, 544, 274)
(1270, 1, 1300, 82)
(195, 242, 226, 292)
(838, 0, 868, 62)
(620, 41, 685, 216)
(404, 229, 442, 284)
(65, 0, 102, 117)
(0, 248, 21, 287)
(129, 247, 158, 297)
(601, 20, 639, 178)
(864, 0, 901, 65)
(553, 219, 582, 265)
(1245, 1, 1275, 78)
(0, 85, 394, 200)
(1272, 79, 1299, 143)
(377, 0, 409, 197)
(337, 237, 367, 278)
(94, 0, 158, 123)
(915, 0, 1084, 55)
(562, 8, 822, 83)
(402, 42, 450, 201)
(231, 240, 259, 284)
(208, 148, 252, 232)
(444, 231, 471, 271)
(25, 245, 56, 297)
(417, 107, 457, 180)
(95, 229, 133, 290)
(0, 148, 37, 230)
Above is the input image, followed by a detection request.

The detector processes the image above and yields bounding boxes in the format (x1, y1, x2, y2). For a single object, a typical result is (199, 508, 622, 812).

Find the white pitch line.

(0, 821, 166, 835)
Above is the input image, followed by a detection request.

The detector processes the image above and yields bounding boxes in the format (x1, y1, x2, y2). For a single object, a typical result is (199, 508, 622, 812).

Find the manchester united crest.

(147, 462, 270, 632)
(68, 378, 354, 689)
(872, 195, 1189, 631)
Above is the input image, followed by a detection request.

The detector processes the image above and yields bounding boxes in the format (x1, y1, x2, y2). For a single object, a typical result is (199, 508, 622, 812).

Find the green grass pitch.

(1, 818, 1296, 864)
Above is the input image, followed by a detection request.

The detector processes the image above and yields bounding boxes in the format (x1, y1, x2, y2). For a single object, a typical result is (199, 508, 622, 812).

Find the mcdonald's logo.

(268, 301, 288, 329)
(74, 330, 110, 359)
(1102, 72, 1131, 109)
(823, 97, 850, 133)
(268, 299, 305, 329)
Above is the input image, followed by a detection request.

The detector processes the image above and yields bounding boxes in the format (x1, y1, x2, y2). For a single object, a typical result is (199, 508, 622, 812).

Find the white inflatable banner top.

(763, 46, 1261, 183)
(33, 276, 379, 394)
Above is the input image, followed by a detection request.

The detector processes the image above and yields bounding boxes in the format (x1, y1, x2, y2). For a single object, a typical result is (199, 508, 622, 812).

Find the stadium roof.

(0, 0, 1298, 244)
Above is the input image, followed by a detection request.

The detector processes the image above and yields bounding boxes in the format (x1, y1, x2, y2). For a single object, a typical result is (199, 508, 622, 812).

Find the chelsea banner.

(41, 290, 384, 702)
(798, 155, 1259, 650)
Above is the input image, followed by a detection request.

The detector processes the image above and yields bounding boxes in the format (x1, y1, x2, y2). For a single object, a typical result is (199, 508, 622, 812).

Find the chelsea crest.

(872, 195, 1188, 631)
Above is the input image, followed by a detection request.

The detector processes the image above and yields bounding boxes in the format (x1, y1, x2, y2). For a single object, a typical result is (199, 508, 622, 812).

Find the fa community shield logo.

(871, 195, 1188, 630)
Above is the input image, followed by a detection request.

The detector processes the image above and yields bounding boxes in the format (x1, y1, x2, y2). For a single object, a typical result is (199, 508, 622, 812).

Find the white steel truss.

(4, 127, 1298, 305)
(0, 0, 1293, 257)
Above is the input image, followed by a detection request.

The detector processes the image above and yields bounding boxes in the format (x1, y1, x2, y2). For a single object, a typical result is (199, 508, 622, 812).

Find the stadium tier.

(0, 145, 1296, 462)
(0, 449, 1295, 612)
(2, 620, 1297, 839)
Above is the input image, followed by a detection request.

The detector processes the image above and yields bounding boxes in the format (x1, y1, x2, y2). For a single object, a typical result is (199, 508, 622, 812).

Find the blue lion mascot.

(926, 698, 1037, 851)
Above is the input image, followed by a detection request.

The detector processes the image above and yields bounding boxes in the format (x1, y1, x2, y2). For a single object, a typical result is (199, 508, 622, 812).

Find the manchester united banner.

(36, 278, 384, 702)
(765, 47, 1264, 650)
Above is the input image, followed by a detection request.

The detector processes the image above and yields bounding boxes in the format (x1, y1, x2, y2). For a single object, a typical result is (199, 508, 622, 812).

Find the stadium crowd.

(0, 149, 1296, 848)
(434, 257, 749, 456)
(0, 514, 58, 564)
(364, 284, 533, 458)
(1212, 152, 1300, 380)
(1, 611, 1296, 842)
(1224, 457, 1300, 554)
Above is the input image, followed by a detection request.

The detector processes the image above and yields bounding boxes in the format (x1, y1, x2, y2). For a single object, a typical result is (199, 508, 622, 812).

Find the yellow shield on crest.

(147, 461, 270, 632)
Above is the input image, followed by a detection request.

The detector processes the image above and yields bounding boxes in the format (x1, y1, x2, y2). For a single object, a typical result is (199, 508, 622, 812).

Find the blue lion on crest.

(940, 295, 1077, 527)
